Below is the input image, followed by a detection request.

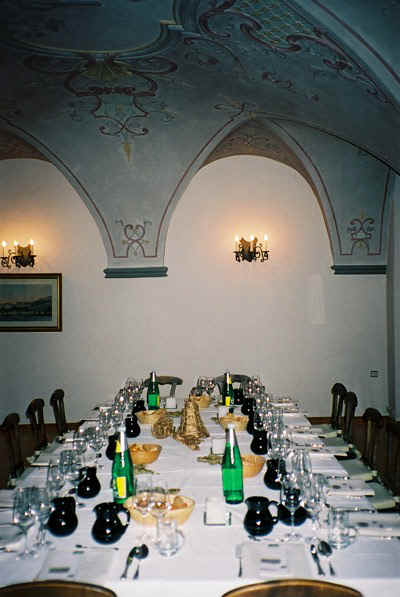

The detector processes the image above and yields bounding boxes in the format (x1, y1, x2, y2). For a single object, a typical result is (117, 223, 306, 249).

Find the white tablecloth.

(1, 399, 400, 597)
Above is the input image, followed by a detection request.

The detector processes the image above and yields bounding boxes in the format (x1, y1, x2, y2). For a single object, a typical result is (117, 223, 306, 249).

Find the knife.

(120, 547, 136, 580)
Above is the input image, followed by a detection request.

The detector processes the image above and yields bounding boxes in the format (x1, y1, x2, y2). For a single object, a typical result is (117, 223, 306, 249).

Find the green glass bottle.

(112, 426, 135, 504)
(147, 370, 160, 410)
(222, 423, 244, 504)
(222, 371, 234, 407)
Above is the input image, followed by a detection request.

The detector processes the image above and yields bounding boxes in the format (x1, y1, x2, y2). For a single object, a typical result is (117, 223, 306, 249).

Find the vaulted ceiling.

(1, 1, 399, 276)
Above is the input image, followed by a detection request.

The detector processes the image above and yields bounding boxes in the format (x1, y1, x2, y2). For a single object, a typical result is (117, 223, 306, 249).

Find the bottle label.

(147, 393, 160, 410)
(116, 476, 127, 498)
(225, 395, 231, 407)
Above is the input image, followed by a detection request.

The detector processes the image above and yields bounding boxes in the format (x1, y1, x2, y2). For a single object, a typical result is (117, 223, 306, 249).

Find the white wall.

(0, 157, 388, 423)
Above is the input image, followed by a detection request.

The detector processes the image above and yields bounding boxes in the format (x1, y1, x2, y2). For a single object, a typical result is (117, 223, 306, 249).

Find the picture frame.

(0, 273, 62, 332)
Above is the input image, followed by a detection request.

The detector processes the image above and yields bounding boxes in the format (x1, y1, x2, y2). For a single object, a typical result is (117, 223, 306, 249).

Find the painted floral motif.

(116, 219, 152, 257)
(348, 215, 375, 254)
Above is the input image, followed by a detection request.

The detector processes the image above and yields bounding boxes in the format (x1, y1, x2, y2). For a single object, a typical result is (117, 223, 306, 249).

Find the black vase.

(125, 414, 141, 438)
(132, 399, 145, 414)
(264, 458, 284, 490)
(92, 502, 130, 544)
(47, 497, 78, 537)
(77, 466, 101, 498)
(243, 496, 279, 537)
(246, 411, 255, 435)
(233, 388, 244, 406)
(105, 433, 118, 460)
(250, 430, 269, 455)
(241, 397, 254, 416)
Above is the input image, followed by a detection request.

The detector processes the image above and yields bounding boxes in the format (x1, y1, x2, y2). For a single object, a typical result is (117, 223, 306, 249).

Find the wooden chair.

(0, 580, 116, 597)
(143, 375, 183, 397)
(338, 391, 358, 442)
(312, 383, 347, 438)
(0, 413, 24, 485)
(215, 374, 251, 394)
(383, 418, 400, 495)
(222, 579, 362, 597)
(25, 398, 47, 452)
(50, 388, 68, 435)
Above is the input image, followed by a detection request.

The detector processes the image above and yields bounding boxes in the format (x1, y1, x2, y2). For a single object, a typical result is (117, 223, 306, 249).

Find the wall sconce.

(234, 234, 270, 263)
(1, 240, 37, 268)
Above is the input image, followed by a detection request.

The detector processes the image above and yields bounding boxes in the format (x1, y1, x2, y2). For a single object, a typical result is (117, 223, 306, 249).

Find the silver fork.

(235, 544, 243, 577)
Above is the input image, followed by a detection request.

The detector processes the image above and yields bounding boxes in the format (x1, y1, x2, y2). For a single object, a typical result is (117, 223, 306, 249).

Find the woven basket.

(191, 394, 211, 409)
(124, 495, 195, 526)
(219, 414, 248, 432)
(242, 453, 265, 478)
(128, 443, 162, 465)
(136, 409, 166, 425)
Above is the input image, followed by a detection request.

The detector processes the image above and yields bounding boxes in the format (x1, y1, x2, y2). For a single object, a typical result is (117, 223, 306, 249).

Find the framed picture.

(0, 273, 62, 332)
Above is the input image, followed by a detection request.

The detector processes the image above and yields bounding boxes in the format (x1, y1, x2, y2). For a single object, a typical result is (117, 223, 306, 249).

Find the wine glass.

(61, 450, 83, 496)
(88, 426, 104, 468)
(73, 429, 87, 456)
(46, 456, 65, 498)
(30, 487, 52, 549)
(150, 479, 171, 522)
(281, 475, 302, 542)
(303, 474, 325, 542)
(134, 474, 154, 517)
(12, 487, 37, 559)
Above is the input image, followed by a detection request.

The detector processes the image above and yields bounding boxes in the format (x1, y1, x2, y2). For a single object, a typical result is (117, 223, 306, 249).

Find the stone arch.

(159, 116, 337, 273)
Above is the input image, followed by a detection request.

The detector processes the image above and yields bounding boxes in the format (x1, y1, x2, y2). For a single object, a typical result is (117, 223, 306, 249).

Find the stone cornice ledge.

(331, 265, 386, 275)
(104, 267, 168, 278)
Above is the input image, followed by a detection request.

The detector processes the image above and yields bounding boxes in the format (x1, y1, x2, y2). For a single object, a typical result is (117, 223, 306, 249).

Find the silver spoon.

(318, 540, 335, 575)
(132, 544, 149, 579)
(120, 546, 137, 580)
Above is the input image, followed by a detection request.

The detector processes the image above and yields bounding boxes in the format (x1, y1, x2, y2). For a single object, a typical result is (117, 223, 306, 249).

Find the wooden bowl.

(128, 443, 162, 465)
(124, 494, 195, 526)
(192, 394, 211, 409)
(136, 409, 166, 425)
(242, 453, 265, 478)
(219, 414, 248, 432)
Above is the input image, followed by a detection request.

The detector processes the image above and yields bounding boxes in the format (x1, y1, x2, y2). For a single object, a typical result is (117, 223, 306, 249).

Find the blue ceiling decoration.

(0, 0, 398, 276)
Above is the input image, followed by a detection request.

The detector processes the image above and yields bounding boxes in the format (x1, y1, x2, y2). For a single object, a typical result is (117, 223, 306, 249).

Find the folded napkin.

(327, 495, 374, 510)
(327, 479, 375, 497)
(348, 512, 400, 537)
(241, 541, 311, 578)
(37, 547, 118, 582)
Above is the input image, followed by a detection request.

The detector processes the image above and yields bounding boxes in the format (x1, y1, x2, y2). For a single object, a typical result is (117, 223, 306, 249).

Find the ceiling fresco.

(0, 0, 398, 276)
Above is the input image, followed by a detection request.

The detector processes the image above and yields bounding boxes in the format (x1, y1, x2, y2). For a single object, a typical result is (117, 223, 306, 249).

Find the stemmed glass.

(303, 474, 325, 542)
(73, 429, 87, 456)
(60, 450, 83, 496)
(30, 487, 52, 549)
(88, 426, 105, 468)
(46, 456, 65, 498)
(12, 488, 37, 559)
(281, 475, 302, 542)
(150, 479, 171, 522)
(134, 475, 154, 517)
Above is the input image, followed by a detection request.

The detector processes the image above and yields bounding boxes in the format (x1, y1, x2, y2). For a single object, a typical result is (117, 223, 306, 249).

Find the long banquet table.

(1, 398, 400, 597)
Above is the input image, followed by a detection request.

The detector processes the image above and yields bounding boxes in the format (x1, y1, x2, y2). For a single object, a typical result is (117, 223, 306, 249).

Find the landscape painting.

(0, 273, 62, 331)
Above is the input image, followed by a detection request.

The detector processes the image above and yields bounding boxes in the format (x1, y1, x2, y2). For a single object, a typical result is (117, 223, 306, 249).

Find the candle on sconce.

(235, 236, 239, 252)
(1, 240, 6, 257)
(250, 235, 254, 252)
(29, 239, 34, 253)
(264, 234, 269, 250)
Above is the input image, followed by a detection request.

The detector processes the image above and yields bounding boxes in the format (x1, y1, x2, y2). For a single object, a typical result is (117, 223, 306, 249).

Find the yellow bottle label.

(116, 476, 127, 498)
(225, 396, 231, 407)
